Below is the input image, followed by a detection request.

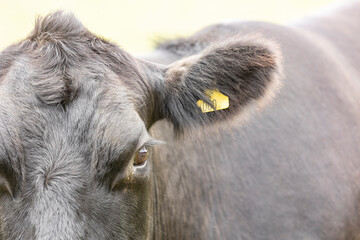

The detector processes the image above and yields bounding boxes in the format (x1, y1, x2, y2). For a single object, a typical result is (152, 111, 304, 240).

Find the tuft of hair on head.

(29, 11, 87, 44)
(25, 11, 91, 107)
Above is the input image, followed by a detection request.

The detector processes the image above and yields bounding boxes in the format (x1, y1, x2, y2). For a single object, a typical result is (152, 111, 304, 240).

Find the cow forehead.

(0, 56, 146, 171)
(0, 11, 150, 177)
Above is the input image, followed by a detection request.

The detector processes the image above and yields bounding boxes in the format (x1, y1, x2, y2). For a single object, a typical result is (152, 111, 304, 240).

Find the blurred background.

(0, 0, 342, 54)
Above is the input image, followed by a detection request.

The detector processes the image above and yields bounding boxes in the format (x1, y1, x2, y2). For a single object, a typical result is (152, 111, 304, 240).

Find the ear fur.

(155, 35, 283, 134)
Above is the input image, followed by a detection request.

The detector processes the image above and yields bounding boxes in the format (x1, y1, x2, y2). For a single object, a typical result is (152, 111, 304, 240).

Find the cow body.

(148, 2, 360, 239)
(0, 1, 359, 240)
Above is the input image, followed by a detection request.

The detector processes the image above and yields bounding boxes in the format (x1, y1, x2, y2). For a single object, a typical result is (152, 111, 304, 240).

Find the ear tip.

(228, 34, 284, 66)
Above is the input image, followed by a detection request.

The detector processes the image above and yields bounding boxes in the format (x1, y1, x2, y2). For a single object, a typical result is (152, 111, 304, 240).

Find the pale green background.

(0, 0, 341, 53)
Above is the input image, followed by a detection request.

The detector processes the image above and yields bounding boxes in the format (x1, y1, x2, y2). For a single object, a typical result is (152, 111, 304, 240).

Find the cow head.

(0, 12, 282, 239)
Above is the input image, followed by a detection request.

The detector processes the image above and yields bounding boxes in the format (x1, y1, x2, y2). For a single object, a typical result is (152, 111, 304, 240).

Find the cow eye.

(134, 146, 149, 166)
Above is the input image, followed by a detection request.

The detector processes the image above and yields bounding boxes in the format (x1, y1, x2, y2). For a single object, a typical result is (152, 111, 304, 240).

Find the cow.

(0, 1, 359, 239)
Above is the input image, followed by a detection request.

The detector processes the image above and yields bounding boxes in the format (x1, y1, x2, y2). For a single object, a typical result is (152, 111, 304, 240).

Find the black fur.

(3, 3, 359, 239)
(0, 10, 282, 240)
(0, 12, 154, 240)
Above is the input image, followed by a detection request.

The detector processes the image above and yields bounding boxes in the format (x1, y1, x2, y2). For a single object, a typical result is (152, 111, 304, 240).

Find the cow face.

(0, 12, 282, 239)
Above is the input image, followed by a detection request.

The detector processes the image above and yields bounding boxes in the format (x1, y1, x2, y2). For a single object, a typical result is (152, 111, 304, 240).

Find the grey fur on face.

(0, 10, 282, 240)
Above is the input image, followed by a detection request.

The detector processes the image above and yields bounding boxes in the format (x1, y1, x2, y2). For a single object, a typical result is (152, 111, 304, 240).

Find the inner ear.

(155, 36, 283, 133)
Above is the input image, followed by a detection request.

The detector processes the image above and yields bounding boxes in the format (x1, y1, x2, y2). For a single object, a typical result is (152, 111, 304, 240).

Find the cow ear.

(153, 36, 283, 133)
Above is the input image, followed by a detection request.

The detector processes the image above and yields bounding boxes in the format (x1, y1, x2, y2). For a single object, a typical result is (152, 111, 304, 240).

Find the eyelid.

(132, 138, 163, 164)
(136, 138, 163, 151)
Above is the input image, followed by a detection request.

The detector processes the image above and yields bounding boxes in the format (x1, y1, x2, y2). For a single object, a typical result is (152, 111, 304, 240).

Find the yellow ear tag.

(196, 89, 229, 113)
